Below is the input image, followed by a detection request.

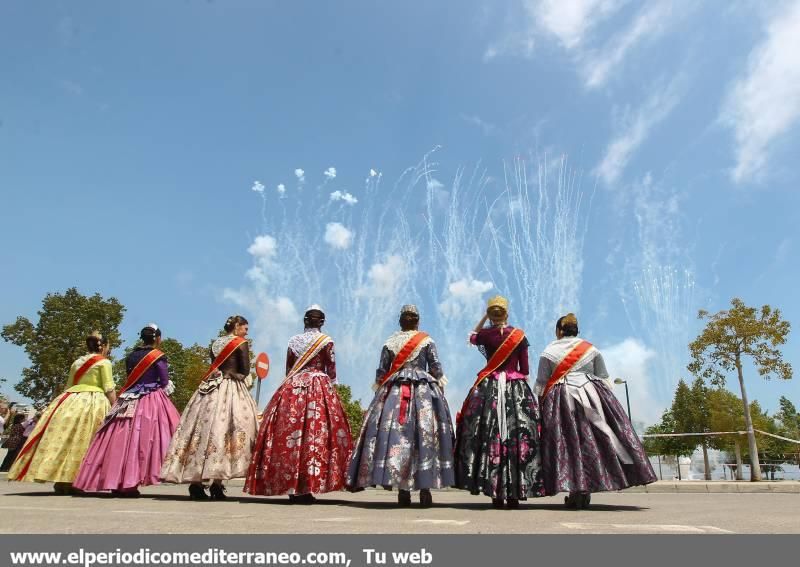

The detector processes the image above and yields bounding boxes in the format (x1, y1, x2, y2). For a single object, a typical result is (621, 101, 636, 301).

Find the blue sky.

(1, 0, 799, 423)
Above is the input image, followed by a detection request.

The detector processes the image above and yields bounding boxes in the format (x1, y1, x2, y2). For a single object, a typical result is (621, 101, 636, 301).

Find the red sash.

(119, 349, 165, 394)
(203, 337, 246, 381)
(71, 355, 105, 386)
(541, 340, 594, 398)
(9, 392, 73, 480)
(457, 328, 526, 424)
(378, 332, 430, 387)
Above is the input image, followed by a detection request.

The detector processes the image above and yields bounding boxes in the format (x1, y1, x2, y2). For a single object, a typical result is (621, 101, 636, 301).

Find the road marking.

(561, 522, 734, 534)
(312, 517, 360, 522)
(0, 505, 74, 512)
(413, 519, 470, 526)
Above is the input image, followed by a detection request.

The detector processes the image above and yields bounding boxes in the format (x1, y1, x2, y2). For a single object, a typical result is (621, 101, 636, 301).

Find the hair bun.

(562, 313, 578, 326)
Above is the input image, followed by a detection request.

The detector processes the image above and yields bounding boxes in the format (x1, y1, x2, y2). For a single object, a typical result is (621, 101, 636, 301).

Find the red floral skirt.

(244, 371, 353, 496)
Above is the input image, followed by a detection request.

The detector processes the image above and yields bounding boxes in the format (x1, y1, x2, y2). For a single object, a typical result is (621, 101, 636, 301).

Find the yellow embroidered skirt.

(8, 391, 110, 483)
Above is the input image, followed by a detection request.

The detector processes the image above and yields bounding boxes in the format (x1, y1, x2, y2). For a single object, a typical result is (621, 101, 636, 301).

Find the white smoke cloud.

(277, 183, 286, 195)
(439, 278, 494, 319)
(426, 178, 444, 190)
(245, 235, 278, 284)
(294, 168, 305, 183)
(323, 167, 337, 179)
(251, 180, 265, 193)
(324, 222, 354, 250)
(357, 255, 406, 297)
(602, 337, 663, 424)
(330, 190, 358, 205)
(370, 169, 379, 177)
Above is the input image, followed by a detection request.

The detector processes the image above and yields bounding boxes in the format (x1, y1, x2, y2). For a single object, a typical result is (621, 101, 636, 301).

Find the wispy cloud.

(595, 78, 683, 186)
(581, 1, 676, 89)
(460, 114, 496, 135)
(483, 34, 535, 62)
(438, 278, 493, 319)
(721, 0, 800, 184)
(531, 0, 626, 50)
(602, 337, 662, 423)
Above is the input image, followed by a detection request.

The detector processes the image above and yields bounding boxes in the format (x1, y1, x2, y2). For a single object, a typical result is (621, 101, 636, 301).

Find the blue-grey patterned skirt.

(346, 371, 455, 491)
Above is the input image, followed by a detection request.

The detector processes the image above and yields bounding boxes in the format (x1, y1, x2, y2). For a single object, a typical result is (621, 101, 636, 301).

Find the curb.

(626, 481, 800, 494)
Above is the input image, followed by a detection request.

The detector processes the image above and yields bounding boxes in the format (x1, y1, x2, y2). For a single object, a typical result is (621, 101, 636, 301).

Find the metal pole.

(657, 455, 663, 480)
(255, 378, 262, 406)
(624, 382, 632, 420)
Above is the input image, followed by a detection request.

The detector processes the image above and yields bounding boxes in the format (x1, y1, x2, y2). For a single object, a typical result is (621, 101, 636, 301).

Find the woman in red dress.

(245, 306, 353, 503)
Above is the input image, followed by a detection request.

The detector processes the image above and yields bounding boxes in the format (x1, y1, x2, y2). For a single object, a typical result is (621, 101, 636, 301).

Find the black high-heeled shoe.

(209, 483, 227, 500)
(188, 483, 208, 500)
(398, 490, 411, 507)
(419, 489, 433, 508)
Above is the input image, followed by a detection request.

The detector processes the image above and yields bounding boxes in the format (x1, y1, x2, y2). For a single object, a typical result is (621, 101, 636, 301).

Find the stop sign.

(255, 352, 270, 380)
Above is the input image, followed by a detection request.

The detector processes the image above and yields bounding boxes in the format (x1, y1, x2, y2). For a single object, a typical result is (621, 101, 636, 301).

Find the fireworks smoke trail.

(225, 151, 591, 406)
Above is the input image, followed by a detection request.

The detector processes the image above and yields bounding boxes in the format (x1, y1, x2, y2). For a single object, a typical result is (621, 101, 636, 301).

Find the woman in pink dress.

(74, 324, 180, 496)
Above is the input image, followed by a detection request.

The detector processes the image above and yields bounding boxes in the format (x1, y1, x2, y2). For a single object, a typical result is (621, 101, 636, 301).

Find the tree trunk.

(702, 442, 711, 480)
(735, 354, 762, 481)
(734, 438, 744, 481)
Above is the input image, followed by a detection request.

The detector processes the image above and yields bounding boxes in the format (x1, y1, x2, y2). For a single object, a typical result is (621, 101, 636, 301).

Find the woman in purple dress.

(454, 296, 543, 509)
(536, 313, 657, 509)
(74, 324, 180, 496)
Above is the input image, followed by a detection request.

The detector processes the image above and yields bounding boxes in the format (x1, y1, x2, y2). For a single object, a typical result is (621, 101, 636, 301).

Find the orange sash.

(9, 392, 73, 480)
(541, 339, 594, 398)
(378, 332, 430, 387)
(203, 337, 247, 381)
(457, 328, 526, 424)
(119, 349, 165, 394)
(283, 333, 332, 383)
(71, 355, 105, 386)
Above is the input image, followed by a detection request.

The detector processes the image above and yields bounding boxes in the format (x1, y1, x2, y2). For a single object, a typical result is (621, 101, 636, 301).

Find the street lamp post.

(614, 378, 631, 420)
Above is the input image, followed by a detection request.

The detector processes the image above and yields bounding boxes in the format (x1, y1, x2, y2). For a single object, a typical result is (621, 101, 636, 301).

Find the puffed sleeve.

(593, 352, 610, 379)
(375, 346, 393, 382)
(100, 360, 115, 393)
(425, 341, 444, 379)
(155, 357, 170, 388)
(518, 337, 530, 375)
(236, 341, 251, 376)
(286, 347, 297, 375)
(324, 342, 337, 382)
(534, 355, 553, 397)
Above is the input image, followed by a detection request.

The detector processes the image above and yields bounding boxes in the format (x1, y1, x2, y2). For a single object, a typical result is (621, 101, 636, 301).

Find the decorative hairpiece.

(562, 312, 578, 326)
(144, 323, 159, 332)
(487, 295, 509, 311)
(400, 304, 419, 316)
(89, 330, 104, 341)
(305, 304, 325, 316)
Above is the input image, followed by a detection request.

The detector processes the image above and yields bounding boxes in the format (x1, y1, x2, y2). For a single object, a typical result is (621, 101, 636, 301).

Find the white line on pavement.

(312, 517, 360, 522)
(561, 522, 734, 534)
(0, 506, 74, 512)
(413, 519, 470, 526)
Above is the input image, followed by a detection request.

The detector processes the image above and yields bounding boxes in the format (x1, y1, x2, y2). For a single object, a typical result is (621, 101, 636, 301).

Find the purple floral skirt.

(540, 380, 657, 496)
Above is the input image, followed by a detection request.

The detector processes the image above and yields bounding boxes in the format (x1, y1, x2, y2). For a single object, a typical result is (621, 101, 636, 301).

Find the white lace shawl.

(383, 330, 432, 363)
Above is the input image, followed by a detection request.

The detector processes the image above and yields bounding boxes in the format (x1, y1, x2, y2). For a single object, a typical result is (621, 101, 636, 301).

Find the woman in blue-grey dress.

(346, 305, 455, 507)
(536, 313, 657, 509)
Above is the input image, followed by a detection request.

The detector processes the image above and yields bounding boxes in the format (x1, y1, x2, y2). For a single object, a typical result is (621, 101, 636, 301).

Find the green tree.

(774, 396, 800, 466)
(688, 298, 792, 481)
(1, 288, 125, 407)
(688, 377, 713, 479)
(335, 384, 365, 438)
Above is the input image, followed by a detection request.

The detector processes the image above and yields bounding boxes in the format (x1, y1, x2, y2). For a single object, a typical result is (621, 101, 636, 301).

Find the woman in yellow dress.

(8, 332, 116, 493)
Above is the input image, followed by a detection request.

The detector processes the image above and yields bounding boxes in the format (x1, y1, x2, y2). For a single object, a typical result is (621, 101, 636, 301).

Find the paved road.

(1, 479, 798, 534)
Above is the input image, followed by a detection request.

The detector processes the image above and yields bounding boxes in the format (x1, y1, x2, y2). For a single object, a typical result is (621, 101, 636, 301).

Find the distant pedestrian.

(1, 414, 26, 471)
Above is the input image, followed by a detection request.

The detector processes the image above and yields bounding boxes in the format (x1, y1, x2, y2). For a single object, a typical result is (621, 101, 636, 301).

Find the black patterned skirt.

(454, 375, 543, 499)
(540, 380, 657, 496)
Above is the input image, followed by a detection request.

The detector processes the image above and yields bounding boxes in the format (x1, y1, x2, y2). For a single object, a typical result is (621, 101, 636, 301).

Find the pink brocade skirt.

(73, 389, 180, 492)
